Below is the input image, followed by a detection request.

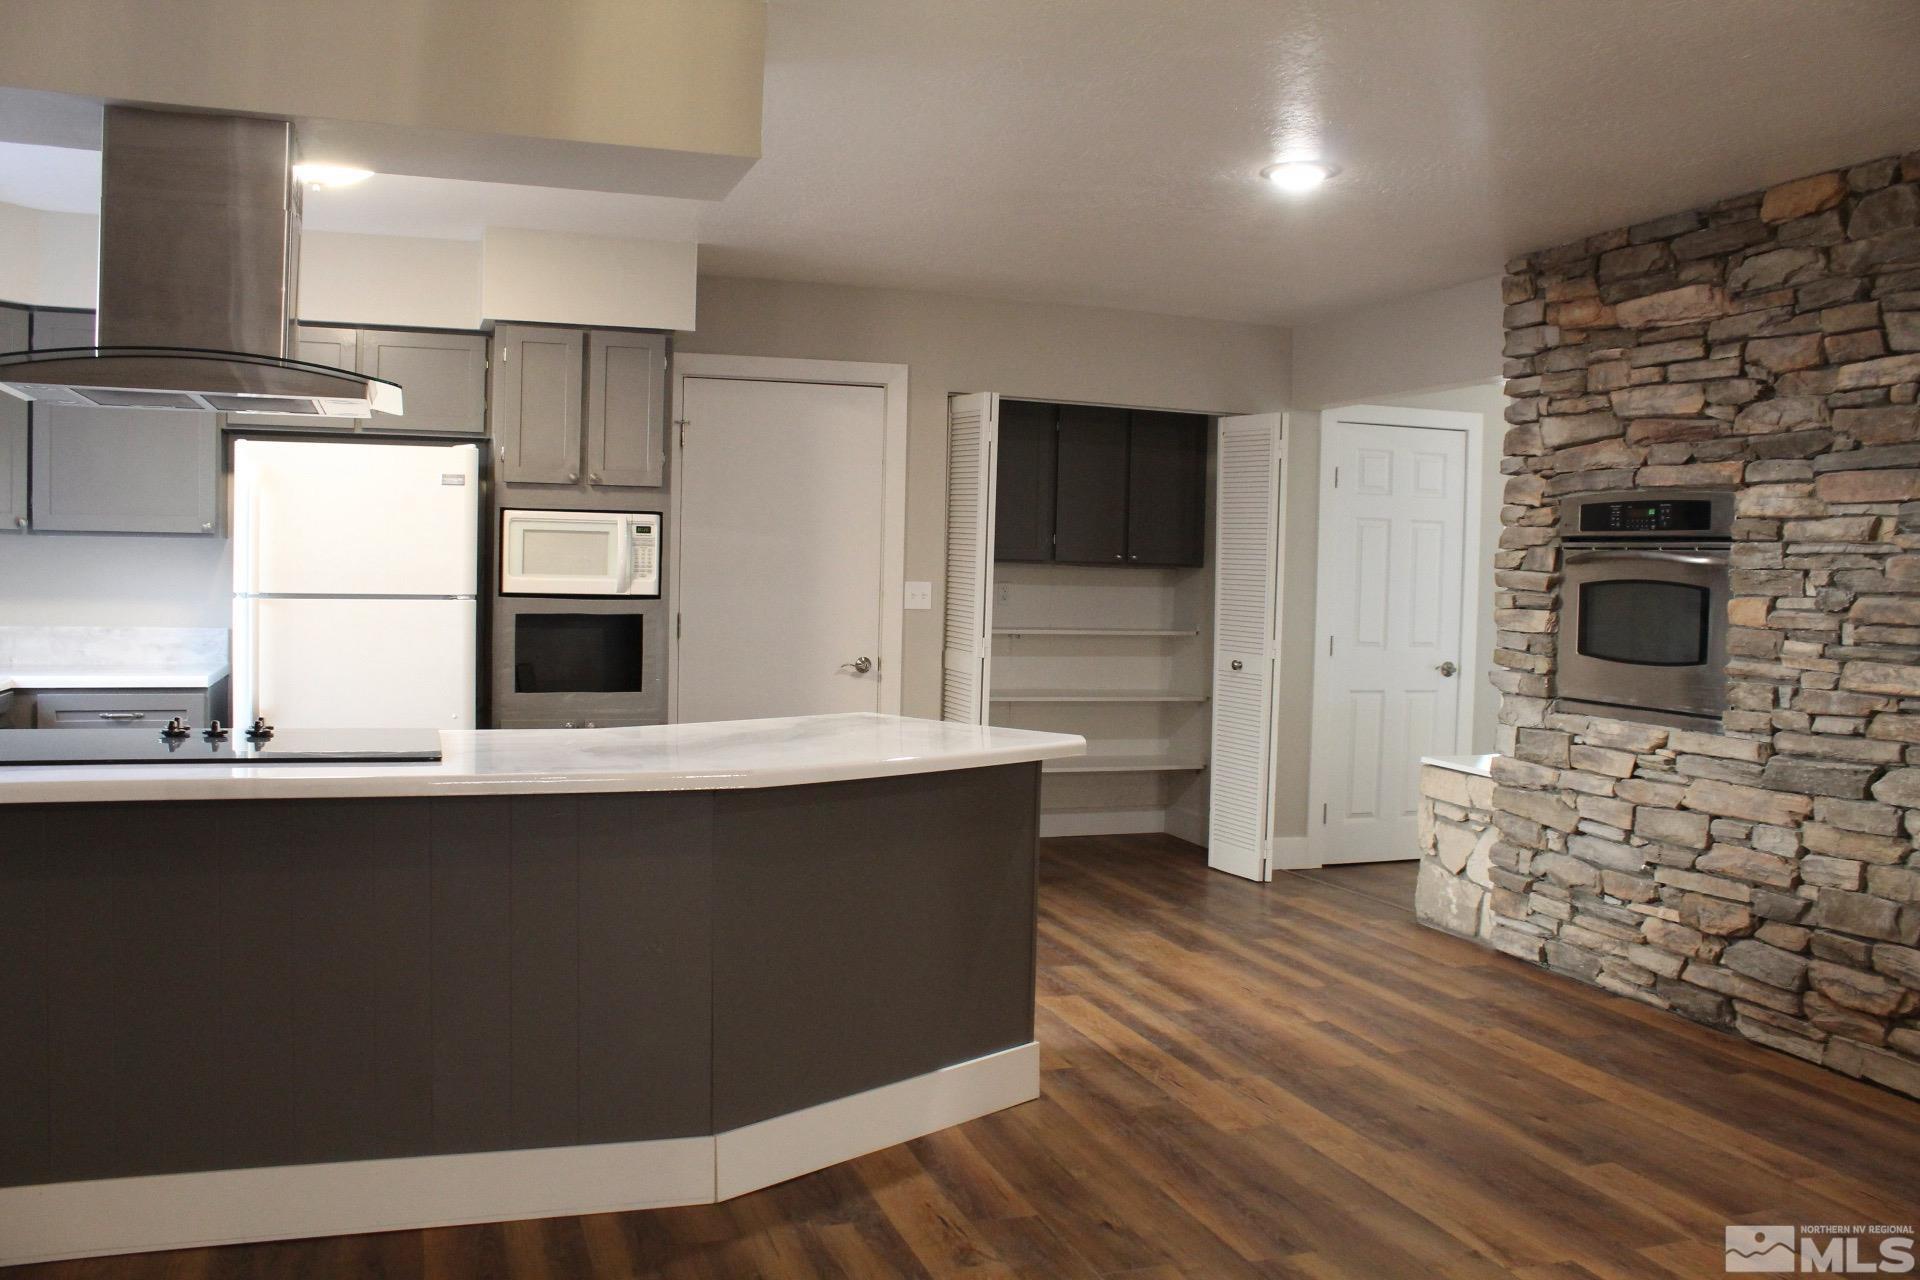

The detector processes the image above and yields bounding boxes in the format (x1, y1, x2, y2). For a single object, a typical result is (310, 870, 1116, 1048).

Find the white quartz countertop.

(0, 713, 1087, 805)
(0, 664, 230, 693)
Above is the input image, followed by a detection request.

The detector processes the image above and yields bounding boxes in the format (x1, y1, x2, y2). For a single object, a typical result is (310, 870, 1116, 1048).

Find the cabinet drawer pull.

(96, 711, 146, 721)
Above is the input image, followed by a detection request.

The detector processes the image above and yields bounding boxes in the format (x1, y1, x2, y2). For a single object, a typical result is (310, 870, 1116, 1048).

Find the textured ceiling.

(3, 1, 1918, 325)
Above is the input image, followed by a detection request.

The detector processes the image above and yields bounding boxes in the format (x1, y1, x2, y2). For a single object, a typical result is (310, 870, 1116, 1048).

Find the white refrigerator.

(232, 439, 479, 730)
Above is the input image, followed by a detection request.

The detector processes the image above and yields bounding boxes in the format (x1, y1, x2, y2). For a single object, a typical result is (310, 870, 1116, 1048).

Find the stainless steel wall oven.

(1556, 489, 1734, 727)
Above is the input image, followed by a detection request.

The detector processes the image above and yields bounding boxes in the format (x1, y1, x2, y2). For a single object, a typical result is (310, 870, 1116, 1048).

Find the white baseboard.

(715, 1041, 1040, 1200)
(0, 1043, 1043, 1268)
(1040, 807, 1166, 837)
(0, 1136, 715, 1268)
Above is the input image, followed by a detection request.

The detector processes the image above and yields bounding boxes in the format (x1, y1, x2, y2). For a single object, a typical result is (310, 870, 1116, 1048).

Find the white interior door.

(1309, 415, 1470, 865)
(675, 376, 889, 722)
(1208, 414, 1285, 881)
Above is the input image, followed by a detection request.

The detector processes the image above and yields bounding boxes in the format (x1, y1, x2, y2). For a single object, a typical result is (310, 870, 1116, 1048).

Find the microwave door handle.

(1566, 549, 1723, 567)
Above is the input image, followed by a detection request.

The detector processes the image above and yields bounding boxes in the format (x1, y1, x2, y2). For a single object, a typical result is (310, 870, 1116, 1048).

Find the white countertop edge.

(1420, 753, 1496, 778)
(0, 714, 1087, 805)
(0, 665, 231, 693)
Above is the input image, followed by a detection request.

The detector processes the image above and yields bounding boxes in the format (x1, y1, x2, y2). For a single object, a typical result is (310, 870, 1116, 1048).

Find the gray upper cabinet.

(26, 308, 220, 535)
(493, 325, 585, 485)
(493, 325, 667, 491)
(233, 325, 487, 435)
(586, 331, 666, 487)
(31, 406, 220, 534)
(31, 309, 94, 352)
(0, 307, 27, 532)
(357, 329, 489, 436)
(236, 325, 360, 430)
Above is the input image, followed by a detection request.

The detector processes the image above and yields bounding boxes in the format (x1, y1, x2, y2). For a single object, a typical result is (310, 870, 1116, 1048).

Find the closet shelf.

(992, 627, 1198, 638)
(1045, 755, 1207, 774)
(989, 689, 1209, 703)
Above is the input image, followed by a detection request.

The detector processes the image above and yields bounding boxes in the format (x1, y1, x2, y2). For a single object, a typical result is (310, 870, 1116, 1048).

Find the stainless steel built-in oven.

(1557, 490, 1734, 726)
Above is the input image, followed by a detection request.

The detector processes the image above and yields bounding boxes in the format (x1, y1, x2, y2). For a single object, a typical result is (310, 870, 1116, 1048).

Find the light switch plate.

(904, 580, 933, 610)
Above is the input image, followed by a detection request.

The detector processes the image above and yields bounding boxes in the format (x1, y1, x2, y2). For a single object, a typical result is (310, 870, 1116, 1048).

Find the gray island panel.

(0, 763, 1039, 1189)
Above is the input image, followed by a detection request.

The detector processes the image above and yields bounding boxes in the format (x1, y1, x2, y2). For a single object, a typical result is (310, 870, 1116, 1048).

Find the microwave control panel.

(627, 515, 661, 597)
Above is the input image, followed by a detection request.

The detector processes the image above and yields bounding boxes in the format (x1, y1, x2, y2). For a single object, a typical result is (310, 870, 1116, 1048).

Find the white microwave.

(500, 509, 662, 598)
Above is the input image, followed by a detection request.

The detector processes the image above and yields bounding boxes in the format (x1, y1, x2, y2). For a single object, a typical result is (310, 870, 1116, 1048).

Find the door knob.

(841, 656, 873, 675)
(1230, 660, 1243, 671)
(1436, 661, 1458, 678)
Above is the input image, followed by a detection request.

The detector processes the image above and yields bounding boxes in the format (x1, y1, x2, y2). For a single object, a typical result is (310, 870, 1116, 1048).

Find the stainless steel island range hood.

(0, 107, 400, 418)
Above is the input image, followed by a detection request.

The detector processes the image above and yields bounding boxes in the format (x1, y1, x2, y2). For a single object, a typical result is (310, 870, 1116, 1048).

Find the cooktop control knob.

(246, 718, 275, 742)
(160, 717, 192, 742)
(202, 720, 229, 743)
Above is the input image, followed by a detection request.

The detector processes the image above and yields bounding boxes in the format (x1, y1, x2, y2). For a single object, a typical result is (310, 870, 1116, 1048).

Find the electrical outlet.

(997, 583, 1010, 604)
(904, 580, 933, 610)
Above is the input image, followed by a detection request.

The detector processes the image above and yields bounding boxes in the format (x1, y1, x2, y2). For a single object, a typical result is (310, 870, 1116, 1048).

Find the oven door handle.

(1566, 548, 1725, 567)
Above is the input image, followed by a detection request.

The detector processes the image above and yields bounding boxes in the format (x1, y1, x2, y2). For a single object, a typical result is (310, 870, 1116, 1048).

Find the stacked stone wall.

(1495, 149, 1920, 1098)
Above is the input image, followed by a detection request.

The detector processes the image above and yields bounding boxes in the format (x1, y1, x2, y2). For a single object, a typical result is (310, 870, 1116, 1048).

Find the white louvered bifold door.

(1208, 414, 1286, 880)
(941, 393, 999, 723)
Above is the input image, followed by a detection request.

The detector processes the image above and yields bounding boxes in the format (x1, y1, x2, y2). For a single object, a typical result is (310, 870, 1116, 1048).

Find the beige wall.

(1280, 275, 1505, 838)
(677, 275, 1292, 718)
(0, 0, 764, 199)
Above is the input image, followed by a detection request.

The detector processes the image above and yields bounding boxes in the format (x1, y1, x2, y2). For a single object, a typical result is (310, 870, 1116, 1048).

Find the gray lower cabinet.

(0, 306, 27, 532)
(238, 325, 488, 435)
(494, 325, 665, 490)
(30, 406, 221, 534)
(32, 690, 211, 729)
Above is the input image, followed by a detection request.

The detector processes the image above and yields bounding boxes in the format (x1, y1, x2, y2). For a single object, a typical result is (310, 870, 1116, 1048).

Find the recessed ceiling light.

(1261, 159, 1337, 193)
(292, 163, 374, 189)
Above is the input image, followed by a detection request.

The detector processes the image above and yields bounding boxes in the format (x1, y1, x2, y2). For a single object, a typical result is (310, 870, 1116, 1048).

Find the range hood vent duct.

(0, 107, 400, 419)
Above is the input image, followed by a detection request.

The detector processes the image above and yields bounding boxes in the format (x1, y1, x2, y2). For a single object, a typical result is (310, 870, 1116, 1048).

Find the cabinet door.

(31, 407, 221, 534)
(32, 690, 209, 728)
(992, 399, 1055, 562)
(0, 307, 27, 531)
(358, 329, 489, 436)
(1052, 404, 1129, 564)
(585, 331, 665, 486)
(227, 325, 360, 430)
(1126, 410, 1208, 566)
(493, 326, 584, 484)
(30, 309, 94, 352)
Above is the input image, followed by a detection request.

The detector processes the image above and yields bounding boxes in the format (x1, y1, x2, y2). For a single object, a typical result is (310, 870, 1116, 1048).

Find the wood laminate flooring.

(10, 834, 1917, 1280)
(1284, 859, 1419, 912)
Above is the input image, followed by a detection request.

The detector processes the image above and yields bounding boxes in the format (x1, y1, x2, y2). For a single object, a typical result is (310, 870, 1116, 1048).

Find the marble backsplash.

(0, 626, 229, 671)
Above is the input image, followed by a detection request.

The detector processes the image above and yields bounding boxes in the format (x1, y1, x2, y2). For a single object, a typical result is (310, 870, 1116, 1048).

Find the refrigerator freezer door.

(236, 598, 477, 730)
(235, 439, 479, 597)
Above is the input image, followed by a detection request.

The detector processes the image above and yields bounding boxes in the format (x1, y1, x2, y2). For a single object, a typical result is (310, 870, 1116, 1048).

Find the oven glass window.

(521, 528, 612, 577)
(1578, 580, 1709, 666)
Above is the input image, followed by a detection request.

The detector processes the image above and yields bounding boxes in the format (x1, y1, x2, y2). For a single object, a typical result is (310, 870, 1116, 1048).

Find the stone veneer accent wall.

(1494, 149, 1920, 1099)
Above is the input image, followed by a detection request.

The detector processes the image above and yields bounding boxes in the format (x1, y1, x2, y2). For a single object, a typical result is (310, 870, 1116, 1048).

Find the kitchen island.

(0, 713, 1083, 1265)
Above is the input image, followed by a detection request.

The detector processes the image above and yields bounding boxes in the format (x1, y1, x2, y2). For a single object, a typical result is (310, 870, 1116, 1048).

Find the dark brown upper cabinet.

(1125, 410, 1207, 566)
(1052, 405, 1131, 563)
(994, 400, 1206, 567)
(992, 400, 1057, 562)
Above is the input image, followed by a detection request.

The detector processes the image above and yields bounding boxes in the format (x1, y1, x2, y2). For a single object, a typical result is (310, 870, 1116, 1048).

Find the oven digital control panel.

(1578, 498, 1715, 534)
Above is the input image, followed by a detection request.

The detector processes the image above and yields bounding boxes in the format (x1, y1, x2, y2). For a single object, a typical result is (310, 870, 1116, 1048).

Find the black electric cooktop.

(0, 725, 444, 766)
